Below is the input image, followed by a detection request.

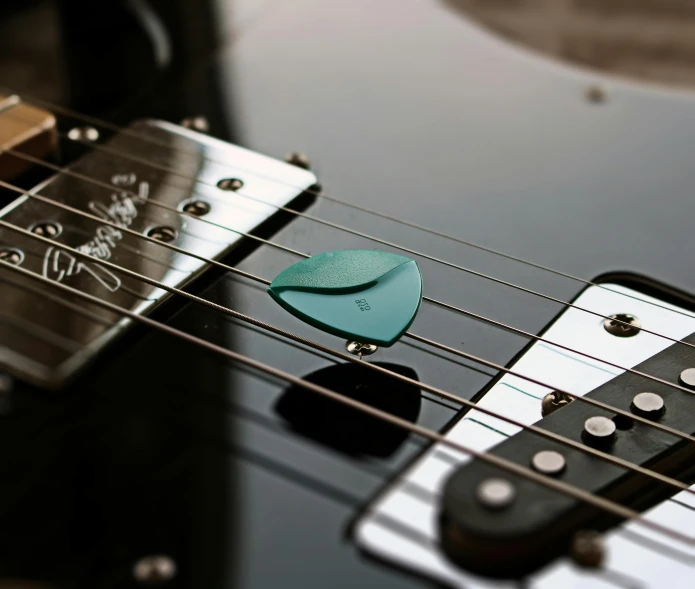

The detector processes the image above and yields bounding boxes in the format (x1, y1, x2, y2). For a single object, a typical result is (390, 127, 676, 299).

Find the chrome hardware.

(541, 390, 573, 417)
(0, 248, 23, 265)
(67, 126, 99, 142)
(585, 84, 607, 105)
(146, 226, 177, 242)
(603, 313, 640, 337)
(179, 116, 209, 133)
(217, 178, 244, 191)
(0, 119, 317, 388)
(133, 555, 177, 585)
(531, 450, 566, 476)
(285, 152, 311, 170)
(346, 341, 378, 357)
(181, 200, 211, 217)
(29, 221, 62, 238)
(570, 530, 605, 569)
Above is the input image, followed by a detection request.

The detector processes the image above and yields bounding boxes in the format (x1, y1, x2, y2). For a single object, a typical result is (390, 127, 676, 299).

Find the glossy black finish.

(2, 1, 695, 587)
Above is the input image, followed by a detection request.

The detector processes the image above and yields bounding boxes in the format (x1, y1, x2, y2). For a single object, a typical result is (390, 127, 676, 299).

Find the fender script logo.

(42, 177, 149, 292)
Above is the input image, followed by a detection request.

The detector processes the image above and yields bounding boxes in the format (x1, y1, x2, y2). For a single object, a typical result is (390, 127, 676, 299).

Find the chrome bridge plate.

(354, 284, 695, 589)
(0, 120, 316, 388)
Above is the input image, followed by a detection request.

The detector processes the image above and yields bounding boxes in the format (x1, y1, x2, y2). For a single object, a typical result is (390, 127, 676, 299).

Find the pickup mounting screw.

(67, 126, 99, 142)
(603, 314, 640, 337)
(531, 450, 566, 476)
(582, 416, 616, 447)
(0, 248, 24, 265)
(585, 84, 607, 105)
(631, 392, 665, 420)
(133, 555, 177, 585)
(285, 152, 311, 170)
(541, 391, 573, 417)
(476, 478, 516, 510)
(346, 341, 378, 357)
(181, 200, 211, 217)
(180, 116, 209, 133)
(571, 530, 605, 568)
(678, 368, 695, 390)
(217, 178, 244, 191)
(147, 226, 177, 243)
(30, 221, 62, 238)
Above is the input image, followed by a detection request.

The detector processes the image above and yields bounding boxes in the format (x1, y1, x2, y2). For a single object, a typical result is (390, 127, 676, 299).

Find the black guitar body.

(2, 1, 694, 587)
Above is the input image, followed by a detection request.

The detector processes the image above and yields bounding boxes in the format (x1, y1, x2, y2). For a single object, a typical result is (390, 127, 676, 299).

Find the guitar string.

(6, 92, 694, 324)
(0, 277, 521, 578)
(0, 238, 688, 575)
(2, 98, 692, 578)
(7, 143, 695, 355)
(0, 271, 675, 582)
(6, 146, 695, 362)
(24, 133, 695, 347)
(0, 289, 655, 589)
(4, 117, 695, 535)
(0, 258, 692, 550)
(4, 180, 695, 446)
(3, 177, 695, 404)
(4, 178, 695, 433)
(4, 218, 695, 507)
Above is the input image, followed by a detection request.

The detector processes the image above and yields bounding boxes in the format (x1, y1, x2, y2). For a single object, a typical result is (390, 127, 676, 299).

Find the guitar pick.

(268, 250, 422, 346)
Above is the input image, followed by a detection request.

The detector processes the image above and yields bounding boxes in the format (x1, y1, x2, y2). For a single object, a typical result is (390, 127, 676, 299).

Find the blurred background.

(450, 0, 695, 89)
(3, 0, 695, 111)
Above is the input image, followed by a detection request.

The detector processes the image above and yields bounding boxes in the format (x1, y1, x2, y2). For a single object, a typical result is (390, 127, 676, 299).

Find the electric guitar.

(1, 1, 694, 588)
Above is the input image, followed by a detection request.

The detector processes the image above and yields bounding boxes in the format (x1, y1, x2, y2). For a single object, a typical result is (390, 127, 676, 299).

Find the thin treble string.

(3, 180, 695, 419)
(45, 135, 695, 339)
(0, 260, 692, 548)
(4, 94, 694, 323)
(5, 177, 695, 406)
(6, 147, 695, 357)
(5, 174, 695, 402)
(5, 219, 695, 506)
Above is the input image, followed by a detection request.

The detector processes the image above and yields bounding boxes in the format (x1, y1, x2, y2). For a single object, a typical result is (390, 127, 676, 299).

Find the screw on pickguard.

(603, 313, 641, 337)
(541, 390, 574, 417)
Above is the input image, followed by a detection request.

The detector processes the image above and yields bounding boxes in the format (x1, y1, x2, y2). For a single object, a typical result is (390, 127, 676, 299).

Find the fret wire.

(0, 258, 692, 549)
(6, 144, 695, 354)
(3, 178, 695, 402)
(3, 94, 694, 324)
(3, 218, 695, 506)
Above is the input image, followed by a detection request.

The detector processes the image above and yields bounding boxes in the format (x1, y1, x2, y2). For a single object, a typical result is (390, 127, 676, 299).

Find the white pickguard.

(355, 284, 695, 588)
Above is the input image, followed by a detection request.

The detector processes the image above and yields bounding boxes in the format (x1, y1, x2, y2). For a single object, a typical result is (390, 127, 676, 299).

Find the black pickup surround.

(439, 332, 695, 578)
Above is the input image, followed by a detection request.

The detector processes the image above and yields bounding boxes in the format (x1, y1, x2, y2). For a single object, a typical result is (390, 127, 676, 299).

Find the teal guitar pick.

(268, 250, 422, 346)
